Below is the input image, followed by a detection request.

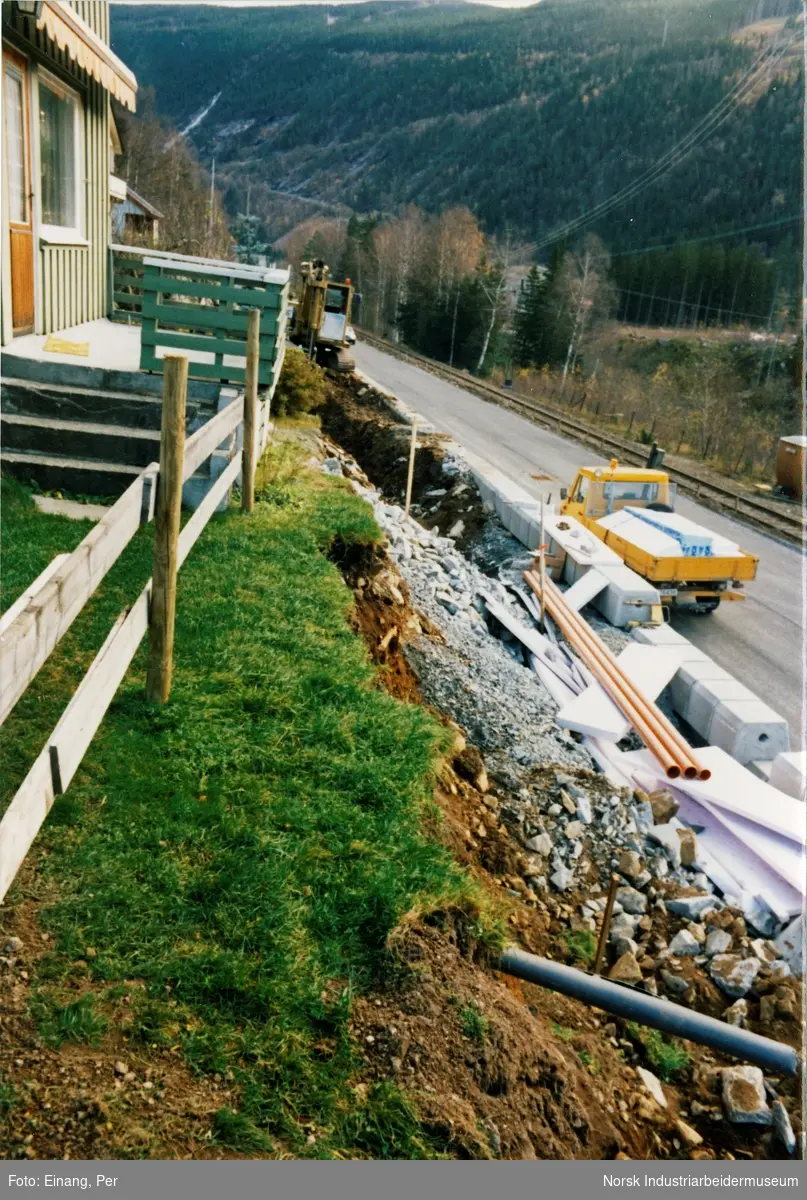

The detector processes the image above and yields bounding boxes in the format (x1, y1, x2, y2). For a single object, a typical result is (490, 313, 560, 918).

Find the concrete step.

(1, 412, 161, 469)
(0, 377, 205, 431)
(0, 353, 221, 403)
(0, 450, 142, 498)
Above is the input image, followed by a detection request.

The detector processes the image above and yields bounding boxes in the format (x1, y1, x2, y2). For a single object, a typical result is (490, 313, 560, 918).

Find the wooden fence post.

(404, 418, 419, 518)
(242, 308, 260, 513)
(146, 353, 188, 703)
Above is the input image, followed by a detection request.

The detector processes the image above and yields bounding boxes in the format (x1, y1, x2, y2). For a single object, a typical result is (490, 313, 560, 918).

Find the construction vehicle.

(559, 459, 758, 613)
(288, 259, 356, 372)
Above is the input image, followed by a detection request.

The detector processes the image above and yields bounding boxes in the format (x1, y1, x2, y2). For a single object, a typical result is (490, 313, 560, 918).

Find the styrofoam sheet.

(563, 569, 609, 612)
(597, 511, 682, 558)
(626, 507, 713, 555)
(556, 644, 684, 740)
(543, 514, 623, 567)
(679, 796, 802, 920)
(622, 746, 807, 845)
(696, 796, 805, 896)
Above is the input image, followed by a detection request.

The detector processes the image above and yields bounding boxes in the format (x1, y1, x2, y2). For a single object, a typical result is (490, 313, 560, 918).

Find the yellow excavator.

(288, 259, 356, 372)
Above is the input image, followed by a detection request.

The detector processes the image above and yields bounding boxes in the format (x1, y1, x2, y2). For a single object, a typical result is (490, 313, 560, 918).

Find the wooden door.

(3, 50, 34, 334)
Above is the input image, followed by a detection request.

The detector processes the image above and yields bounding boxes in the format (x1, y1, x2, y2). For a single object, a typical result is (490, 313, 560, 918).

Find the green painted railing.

(109, 246, 289, 388)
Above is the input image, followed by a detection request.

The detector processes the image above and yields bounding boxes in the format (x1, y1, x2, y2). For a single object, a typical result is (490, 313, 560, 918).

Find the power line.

(610, 214, 802, 258)
(613, 283, 792, 325)
(534, 36, 792, 253)
(534, 35, 797, 255)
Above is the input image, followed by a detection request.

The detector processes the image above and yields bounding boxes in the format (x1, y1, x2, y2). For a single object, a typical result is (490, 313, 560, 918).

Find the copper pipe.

(538, 568, 710, 777)
(541, 573, 708, 781)
(541, 573, 709, 781)
(539, 574, 706, 780)
(526, 570, 709, 781)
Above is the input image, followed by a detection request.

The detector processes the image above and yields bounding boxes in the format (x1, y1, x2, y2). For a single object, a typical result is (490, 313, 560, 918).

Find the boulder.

(721, 1066, 771, 1125)
(771, 1100, 797, 1155)
(608, 952, 643, 985)
(666, 895, 721, 921)
(647, 823, 682, 867)
(649, 789, 679, 824)
(668, 929, 700, 957)
(722, 998, 748, 1027)
(704, 929, 732, 958)
(618, 850, 643, 879)
(709, 954, 761, 999)
(676, 827, 698, 867)
(565, 820, 584, 841)
(636, 1067, 667, 1109)
(524, 832, 553, 857)
(616, 886, 647, 915)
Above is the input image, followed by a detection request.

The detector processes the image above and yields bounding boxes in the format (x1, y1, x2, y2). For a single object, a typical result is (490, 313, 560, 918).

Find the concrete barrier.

(769, 751, 807, 802)
(686, 676, 756, 739)
(669, 657, 731, 718)
(709, 697, 791, 765)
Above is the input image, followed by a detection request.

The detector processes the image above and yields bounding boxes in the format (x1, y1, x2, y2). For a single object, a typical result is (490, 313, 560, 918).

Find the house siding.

(1, 1, 114, 345)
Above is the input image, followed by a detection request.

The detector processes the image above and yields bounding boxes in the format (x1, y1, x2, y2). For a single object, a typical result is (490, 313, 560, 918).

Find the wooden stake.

(242, 308, 260, 514)
(592, 873, 620, 977)
(404, 418, 419, 517)
(146, 354, 188, 703)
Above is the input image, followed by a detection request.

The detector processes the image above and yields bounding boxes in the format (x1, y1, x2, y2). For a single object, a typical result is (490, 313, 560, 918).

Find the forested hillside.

(111, 0, 802, 262)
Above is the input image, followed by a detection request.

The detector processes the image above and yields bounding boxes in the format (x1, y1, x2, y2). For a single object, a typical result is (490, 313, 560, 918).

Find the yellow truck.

(560, 462, 758, 613)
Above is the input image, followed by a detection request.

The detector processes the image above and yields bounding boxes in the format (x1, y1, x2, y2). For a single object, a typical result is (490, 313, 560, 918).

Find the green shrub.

(562, 930, 596, 966)
(272, 348, 326, 417)
(459, 1003, 490, 1042)
(627, 1023, 691, 1081)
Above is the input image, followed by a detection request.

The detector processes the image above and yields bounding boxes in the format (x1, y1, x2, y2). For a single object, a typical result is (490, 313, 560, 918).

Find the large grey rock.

(721, 1066, 771, 1125)
(525, 832, 553, 857)
(550, 866, 574, 892)
(576, 793, 593, 825)
(616, 886, 647, 915)
(704, 929, 732, 958)
(771, 1100, 797, 1154)
(647, 822, 682, 867)
(773, 916, 803, 978)
(665, 894, 721, 921)
(668, 929, 700, 957)
(636, 1067, 667, 1110)
(709, 954, 761, 998)
(608, 952, 643, 985)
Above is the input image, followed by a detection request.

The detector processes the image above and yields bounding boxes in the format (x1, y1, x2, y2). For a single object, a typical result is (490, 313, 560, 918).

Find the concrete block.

(709, 698, 791, 766)
(769, 751, 807, 802)
(748, 760, 774, 783)
(591, 563, 660, 628)
(686, 677, 756, 740)
(633, 624, 692, 647)
(669, 657, 732, 720)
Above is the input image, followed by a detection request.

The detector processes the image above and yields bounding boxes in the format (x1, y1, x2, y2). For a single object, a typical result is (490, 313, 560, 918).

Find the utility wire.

(534, 36, 797, 255)
(534, 36, 791, 252)
(610, 214, 802, 258)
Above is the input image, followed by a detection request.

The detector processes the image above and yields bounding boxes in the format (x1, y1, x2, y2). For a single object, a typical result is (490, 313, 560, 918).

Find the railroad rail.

(357, 331, 804, 548)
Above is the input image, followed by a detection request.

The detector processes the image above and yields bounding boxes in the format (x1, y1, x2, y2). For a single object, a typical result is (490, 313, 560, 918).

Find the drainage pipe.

(499, 946, 799, 1076)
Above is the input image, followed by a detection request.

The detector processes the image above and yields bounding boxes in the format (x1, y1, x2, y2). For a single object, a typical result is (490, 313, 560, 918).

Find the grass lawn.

(0, 453, 492, 1158)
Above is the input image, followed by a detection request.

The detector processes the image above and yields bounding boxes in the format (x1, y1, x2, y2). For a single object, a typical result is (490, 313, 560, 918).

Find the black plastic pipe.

(499, 946, 799, 1076)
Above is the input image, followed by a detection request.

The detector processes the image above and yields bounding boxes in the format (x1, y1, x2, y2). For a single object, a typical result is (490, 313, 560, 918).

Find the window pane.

(39, 82, 75, 227)
(4, 70, 26, 224)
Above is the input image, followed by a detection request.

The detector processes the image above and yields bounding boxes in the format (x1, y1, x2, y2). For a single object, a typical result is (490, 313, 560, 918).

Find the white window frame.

(36, 67, 86, 246)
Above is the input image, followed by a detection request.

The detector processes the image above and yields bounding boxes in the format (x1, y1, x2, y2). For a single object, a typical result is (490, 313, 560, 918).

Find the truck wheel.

(696, 599, 720, 614)
(647, 502, 674, 513)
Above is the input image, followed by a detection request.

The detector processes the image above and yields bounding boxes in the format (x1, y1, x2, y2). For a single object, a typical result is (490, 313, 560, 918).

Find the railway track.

(357, 332, 804, 549)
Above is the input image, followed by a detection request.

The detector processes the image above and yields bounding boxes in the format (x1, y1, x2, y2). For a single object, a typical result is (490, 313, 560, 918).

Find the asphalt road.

(354, 341, 804, 748)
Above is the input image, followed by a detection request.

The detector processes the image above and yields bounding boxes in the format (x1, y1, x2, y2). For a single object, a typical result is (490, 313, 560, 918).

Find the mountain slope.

(111, 0, 802, 254)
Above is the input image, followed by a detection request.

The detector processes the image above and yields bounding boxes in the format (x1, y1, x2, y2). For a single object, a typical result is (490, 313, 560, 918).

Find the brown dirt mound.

(352, 906, 652, 1160)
